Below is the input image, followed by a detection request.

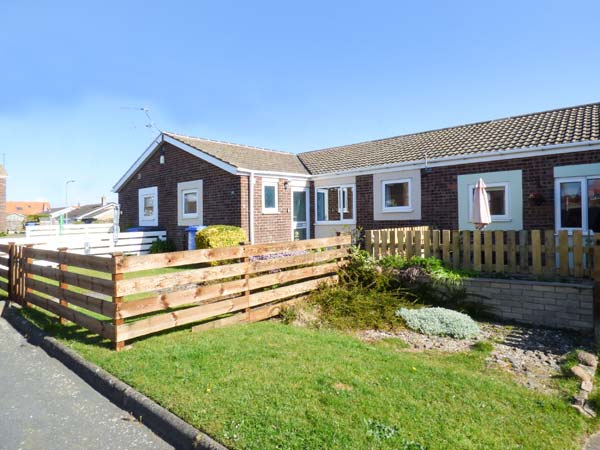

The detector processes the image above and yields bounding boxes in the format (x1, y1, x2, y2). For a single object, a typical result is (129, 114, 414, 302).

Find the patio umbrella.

(470, 178, 491, 230)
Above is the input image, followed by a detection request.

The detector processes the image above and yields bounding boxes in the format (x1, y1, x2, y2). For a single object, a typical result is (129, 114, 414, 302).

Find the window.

(468, 182, 510, 221)
(138, 186, 158, 226)
(262, 181, 278, 213)
(382, 179, 411, 212)
(177, 180, 203, 226)
(556, 176, 600, 231)
(182, 189, 198, 218)
(315, 184, 355, 223)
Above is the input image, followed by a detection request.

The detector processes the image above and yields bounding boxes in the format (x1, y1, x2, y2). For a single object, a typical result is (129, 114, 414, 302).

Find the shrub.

(396, 307, 480, 339)
(195, 225, 247, 249)
(309, 279, 415, 330)
(149, 238, 176, 254)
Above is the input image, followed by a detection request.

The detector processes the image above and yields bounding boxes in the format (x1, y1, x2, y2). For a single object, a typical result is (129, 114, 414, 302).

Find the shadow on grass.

(18, 305, 112, 349)
(15, 302, 239, 351)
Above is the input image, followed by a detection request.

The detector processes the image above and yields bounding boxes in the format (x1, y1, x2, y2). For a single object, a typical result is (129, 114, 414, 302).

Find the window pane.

(264, 185, 276, 209)
(293, 191, 306, 221)
(487, 188, 506, 216)
(184, 191, 197, 215)
(588, 179, 600, 232)
(342, 187, 354, 220)
(143, 196, 154, 217)
(385, 182, 409, 208)
(560, 181, 582, 228)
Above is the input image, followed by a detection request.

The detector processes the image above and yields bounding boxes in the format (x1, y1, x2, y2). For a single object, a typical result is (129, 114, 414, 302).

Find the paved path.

(0, 314, 174, 450)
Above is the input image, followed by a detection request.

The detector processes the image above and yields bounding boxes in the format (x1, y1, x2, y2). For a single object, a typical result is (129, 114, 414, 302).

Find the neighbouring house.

(70, 196, 116, 223)
(6, 201, 51, 216)
(6, 213, 25, 232)
(114, 102, 600, 249)
(6, 201, 51, 232)
(46, 206, 75, 223)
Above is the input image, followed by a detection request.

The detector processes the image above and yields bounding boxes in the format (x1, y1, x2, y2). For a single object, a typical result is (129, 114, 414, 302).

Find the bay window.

(315, 184, 355, 223)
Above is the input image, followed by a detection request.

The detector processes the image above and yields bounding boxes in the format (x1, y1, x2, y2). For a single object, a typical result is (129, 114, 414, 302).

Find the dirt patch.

(359, 322, 594, 393)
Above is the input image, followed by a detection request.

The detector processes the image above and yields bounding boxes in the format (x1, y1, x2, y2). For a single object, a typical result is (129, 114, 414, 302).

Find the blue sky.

(1, 0, 599, 206)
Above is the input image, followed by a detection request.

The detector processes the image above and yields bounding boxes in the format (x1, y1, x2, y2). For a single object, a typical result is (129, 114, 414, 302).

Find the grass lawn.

(19, 306, 597, 450)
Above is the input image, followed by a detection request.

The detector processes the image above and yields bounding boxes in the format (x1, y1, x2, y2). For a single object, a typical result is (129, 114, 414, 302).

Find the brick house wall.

(118, 142, 244, 249)
(118, 143, 295, 248)
(357, 149, 600, 231)
(251, 177, 292, 243)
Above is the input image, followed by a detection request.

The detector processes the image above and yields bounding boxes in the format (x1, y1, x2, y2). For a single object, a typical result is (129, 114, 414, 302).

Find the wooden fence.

(365, 228, 600, 278)
(4, 235, 350, 350)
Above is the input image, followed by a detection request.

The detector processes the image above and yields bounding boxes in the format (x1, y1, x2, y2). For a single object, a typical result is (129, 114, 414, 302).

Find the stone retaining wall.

(463, 278, 594, 332)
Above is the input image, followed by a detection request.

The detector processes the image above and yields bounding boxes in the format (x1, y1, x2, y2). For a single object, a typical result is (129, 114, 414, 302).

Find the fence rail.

(5, 235, 351, 350)
(365, 228, 599, 278)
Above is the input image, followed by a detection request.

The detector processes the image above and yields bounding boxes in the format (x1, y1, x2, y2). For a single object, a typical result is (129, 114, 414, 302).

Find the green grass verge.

(17, 306, 596, 450)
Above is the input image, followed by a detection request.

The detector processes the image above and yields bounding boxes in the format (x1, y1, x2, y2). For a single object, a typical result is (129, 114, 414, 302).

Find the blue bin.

(186, 226, 203, 250)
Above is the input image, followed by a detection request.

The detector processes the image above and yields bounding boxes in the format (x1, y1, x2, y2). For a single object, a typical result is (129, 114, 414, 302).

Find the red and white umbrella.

(470, 178, 491, 230)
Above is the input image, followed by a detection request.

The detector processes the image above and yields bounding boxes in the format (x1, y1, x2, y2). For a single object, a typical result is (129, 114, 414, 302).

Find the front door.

(292, 188, 310, 240)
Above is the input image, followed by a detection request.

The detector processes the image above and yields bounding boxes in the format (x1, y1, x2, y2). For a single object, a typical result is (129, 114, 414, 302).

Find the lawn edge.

(0, 301, 229, 450)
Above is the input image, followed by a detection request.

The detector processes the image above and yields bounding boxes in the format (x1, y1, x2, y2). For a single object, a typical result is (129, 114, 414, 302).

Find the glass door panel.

(292, 189, 309, 240)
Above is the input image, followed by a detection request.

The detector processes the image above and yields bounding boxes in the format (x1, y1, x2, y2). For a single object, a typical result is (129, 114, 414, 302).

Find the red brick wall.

(252, 177, 292, 243)
(357, 149, 600, 230)
(118, 142, 244, 249)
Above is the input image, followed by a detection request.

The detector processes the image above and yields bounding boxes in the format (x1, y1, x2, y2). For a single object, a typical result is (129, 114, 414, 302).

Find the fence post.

(242, 242, 251, 321)
(112, 252, 125, 351)
(57, 247, 69, 325)
(22, 244, 35, 308)
(7, 242, 15, 306)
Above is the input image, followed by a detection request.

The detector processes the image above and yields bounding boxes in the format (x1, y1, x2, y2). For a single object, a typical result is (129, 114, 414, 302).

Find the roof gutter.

(309, 140, 600, 180)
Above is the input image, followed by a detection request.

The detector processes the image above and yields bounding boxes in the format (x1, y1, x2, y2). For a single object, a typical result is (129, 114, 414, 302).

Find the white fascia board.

(237, 168, 311, 179)
(309, 140, 600, 180)
(112, 134, 240, 192)
(112, 134, 164, 192)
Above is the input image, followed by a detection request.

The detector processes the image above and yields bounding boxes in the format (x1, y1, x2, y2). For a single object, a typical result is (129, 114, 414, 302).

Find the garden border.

(0, 301, 228, 450)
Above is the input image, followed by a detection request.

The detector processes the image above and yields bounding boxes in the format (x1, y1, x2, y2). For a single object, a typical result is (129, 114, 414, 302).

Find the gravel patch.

(359, 322, 594, 393)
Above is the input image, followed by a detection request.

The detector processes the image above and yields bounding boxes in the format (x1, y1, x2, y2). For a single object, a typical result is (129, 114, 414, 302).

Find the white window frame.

(138, 186, 158, 226)
(181, 188, 199, 219)
(316, 188, 329, 222)
(339, 187, 349, 213)
(555, 176, 600, 232)
(314, 184, 356, 225)
(262, 181, 279, 214)
(468, 182, 511, 222)
(381, 178, 412, 213)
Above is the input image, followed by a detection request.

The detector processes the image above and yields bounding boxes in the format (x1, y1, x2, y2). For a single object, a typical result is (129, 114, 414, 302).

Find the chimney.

(101, 194, 106, 206)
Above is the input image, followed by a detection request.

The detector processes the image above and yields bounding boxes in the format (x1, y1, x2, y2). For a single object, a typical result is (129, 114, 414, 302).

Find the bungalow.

(114, 102, 600, 249)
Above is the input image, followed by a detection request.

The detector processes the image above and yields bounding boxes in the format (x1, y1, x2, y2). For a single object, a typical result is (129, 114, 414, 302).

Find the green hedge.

(195, 225, 247, 249)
